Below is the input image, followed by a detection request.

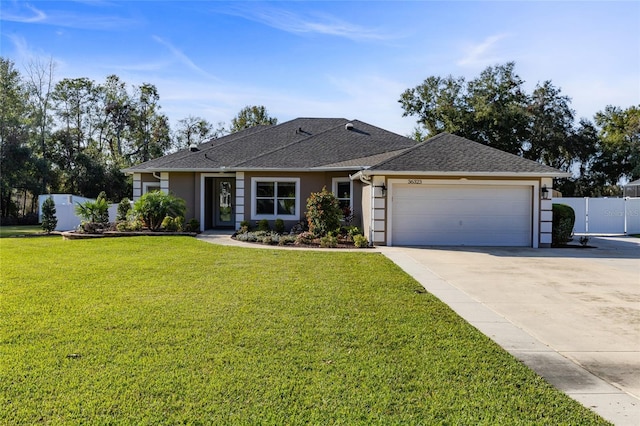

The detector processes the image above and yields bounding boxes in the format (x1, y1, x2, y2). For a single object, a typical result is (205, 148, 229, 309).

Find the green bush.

(306, 187, 342, 237)
(240, 220, 251, 231)
(274, 218, 285, 234)
(353, 234, 369, 248)
(133, 192, 186, 231)
(186, 218, 200, 233)
(75, 197, 110, 225)
(161, 216, 184, 232)
(295, 231, 315, 245)
(96, 192, 110, 224)
(41, 196, 57, 234)
(552, 204, 575, 246)
(117, 198, 131, 222)
(320, 233, 338, 248)
(258, 219, 270, 232)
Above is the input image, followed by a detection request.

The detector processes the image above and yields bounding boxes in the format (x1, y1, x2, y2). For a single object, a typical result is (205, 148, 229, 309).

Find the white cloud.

(0, 3, 47, 23)
(152, 36, 221, 82)
(457, 33, 509, 67)
(0, 1, 139, 30)
(221, 5, 391, 41)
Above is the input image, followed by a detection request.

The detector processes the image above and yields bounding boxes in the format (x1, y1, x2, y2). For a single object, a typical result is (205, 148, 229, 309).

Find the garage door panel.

(391, 184, 532, 247)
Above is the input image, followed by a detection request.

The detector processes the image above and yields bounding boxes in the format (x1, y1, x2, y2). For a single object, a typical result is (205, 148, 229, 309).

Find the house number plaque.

(407, 179, 423, 184)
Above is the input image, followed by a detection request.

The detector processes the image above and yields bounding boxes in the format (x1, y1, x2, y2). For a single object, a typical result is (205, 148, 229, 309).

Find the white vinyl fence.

(554, 197, 640, 235)
(38, 194, 118, 231)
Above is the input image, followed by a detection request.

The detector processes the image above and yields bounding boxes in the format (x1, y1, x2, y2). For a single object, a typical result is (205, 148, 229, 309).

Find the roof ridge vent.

(345, 122, 354, 131)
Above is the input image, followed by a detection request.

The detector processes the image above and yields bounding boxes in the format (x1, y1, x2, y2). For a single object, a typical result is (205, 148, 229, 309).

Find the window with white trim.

(332, 178, 352, 215)
(142, 182, 161, 194)
(251, 178, 300, 220)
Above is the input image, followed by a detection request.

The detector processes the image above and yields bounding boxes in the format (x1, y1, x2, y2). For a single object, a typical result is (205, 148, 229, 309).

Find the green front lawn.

(0, 237, 608, 424)
(0, 225, 45, 238)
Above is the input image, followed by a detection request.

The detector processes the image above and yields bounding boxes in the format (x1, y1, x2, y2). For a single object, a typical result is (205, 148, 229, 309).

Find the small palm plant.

(75, 197, 110, 224)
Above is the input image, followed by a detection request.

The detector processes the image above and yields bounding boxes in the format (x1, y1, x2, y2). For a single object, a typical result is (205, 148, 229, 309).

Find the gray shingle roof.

(368, 132, 566, 175)
(124, 118, 416, 172)
(124, 120, 567, 177)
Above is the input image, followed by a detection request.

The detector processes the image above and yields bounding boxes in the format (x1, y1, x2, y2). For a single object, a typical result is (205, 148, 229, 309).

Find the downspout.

(352, 171, 374, 247)
(152, 172, 161, 180)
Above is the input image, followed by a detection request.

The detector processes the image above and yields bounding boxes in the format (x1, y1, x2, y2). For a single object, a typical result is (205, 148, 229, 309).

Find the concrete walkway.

(198, 231, 639, 425)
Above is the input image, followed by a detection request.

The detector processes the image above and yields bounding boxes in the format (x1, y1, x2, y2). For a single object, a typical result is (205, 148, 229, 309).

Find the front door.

(214, 178, 234, 228)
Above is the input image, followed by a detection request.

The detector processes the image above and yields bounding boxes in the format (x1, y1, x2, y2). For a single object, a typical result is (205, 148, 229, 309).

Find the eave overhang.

(350, 169, 571, 180)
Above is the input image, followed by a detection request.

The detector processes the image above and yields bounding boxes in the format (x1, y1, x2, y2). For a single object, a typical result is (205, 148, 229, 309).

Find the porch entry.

(204, 177, 235, 229)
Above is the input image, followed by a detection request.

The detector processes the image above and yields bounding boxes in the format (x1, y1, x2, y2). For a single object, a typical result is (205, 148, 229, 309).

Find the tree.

(101, 74, 132, 160)
(41, 196, 57, 233)
(174, 115, 213, 149)
(398, 62, 581, 162)
(230, 105, 277, 133)
(128, 83, 171, 163)
(52, 77, 98, 151)
(593, 105, 640, 184)
(525, 80, 575, 169)
(0, 58, 37, 220)
(25, 57, 56, 193)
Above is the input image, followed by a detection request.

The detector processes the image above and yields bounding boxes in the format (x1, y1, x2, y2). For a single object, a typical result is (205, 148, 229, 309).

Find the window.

(143, 182, 161, 194)
(252, 178, 300, 220)
(332, 178, 352, 214)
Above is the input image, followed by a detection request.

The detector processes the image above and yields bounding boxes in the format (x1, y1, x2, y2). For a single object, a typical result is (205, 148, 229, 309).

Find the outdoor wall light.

(374, 183, 387, 197)
(541, 184, 550, 200)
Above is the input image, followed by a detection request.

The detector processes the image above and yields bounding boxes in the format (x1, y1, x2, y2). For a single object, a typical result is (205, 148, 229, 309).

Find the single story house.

(124, 118, 569, 247)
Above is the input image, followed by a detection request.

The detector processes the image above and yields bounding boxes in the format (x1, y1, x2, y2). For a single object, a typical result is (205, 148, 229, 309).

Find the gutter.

(356, 170, 572, 178)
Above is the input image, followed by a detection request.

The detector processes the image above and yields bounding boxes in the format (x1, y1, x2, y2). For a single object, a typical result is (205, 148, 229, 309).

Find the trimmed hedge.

(552, 203, 575, 246)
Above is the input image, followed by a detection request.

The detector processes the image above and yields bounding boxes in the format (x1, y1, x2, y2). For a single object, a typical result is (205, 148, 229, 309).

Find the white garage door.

(391, 184, 533, 246)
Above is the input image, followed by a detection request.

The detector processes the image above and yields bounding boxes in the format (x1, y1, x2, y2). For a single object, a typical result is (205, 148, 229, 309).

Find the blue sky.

(1, 1, 639, 136)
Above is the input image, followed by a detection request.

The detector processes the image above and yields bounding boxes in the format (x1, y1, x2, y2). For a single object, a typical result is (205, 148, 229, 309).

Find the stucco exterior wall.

(168, 172, 197, 221)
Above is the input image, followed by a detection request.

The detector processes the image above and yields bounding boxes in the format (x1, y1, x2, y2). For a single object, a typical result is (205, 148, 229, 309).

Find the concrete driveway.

(380, 237, 640, 425)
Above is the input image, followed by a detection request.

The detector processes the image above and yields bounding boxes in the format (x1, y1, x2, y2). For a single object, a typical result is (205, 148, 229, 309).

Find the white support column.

(372, 176, 386, 244)
(539, 177, 553, 248)
(160, 172, 169, 194)
(132, 174, 142, 200)
(235, 172, 245, 230)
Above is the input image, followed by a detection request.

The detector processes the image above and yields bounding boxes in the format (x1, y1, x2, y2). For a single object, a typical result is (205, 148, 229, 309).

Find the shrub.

(161, 216, 184, 232)
(278, 235, 296, 246)
(343, 226, 363, 241)
(96, 192, 110, 224)
(258, 219, 270, 232)
(306, 187, 342, 237)
(186, 218, 200, 233)
(117, 197, 131, 222)
(320, 233, 338, 248)
(353, 234, 369, 248)
(240, 220, 252, 231)
(41, 196, 57, 234)
(133, 192, 186, 231)
(295, 231, 315, 245)
(552, 203, 575, 246)
(75, 197, 110, 225)
(274, 218, 285, 234)
(116, 221, 130, 232)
